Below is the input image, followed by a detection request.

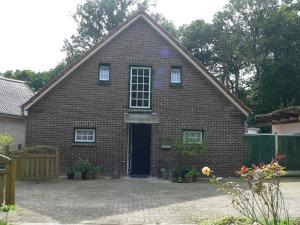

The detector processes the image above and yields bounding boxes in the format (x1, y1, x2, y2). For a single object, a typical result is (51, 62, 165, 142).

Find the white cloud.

(0, 0, 227, 72)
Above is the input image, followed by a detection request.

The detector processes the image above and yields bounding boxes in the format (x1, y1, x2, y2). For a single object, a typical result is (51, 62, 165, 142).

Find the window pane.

(132, 76, 137, 83)
(99, 66, 110, 81)
(138, 92, 143, 99)
(132, 84, 137, 91)
(143, 100, 148, 107)
(144, 69, 149, 76)
(138, 77, 143, 83)
(138, 84, 143, 91)
(138, 69, 143, 75)
(137, 100, 143, 107)
(131, 99, 137, 106)
(171, 68, 181, 84)
(132, 69, 137, 75)
(132, 92, 136, 98)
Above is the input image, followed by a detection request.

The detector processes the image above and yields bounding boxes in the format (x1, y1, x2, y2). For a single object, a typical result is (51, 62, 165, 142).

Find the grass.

(192, 216, 300, 225)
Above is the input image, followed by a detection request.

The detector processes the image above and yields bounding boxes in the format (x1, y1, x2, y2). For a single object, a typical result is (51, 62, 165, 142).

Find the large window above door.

(129, 66, 151, 109)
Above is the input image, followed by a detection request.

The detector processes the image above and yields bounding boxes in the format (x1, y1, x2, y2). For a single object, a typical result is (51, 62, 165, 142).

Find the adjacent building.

(0, 77, 34, 150)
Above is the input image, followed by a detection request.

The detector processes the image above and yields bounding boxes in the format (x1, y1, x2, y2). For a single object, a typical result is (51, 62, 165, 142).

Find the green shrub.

(75, 159, 93, 174)
(174, 138, 207, 156)
(0, 134, 13, 154)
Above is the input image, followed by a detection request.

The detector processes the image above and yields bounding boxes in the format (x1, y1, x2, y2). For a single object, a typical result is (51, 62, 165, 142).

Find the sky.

(0, 0, 228, 72)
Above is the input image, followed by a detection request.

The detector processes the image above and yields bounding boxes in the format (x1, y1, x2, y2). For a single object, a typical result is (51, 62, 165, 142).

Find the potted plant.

(184, 171, 194, 183)
(74, 159, 93, 179)
(170, 165, 190, 183)
(188, 168, 198, 182)
(66, 166, 75, 179)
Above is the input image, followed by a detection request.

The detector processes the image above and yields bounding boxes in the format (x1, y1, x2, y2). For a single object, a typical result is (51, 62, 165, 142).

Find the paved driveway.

(4, 177, 300, 224)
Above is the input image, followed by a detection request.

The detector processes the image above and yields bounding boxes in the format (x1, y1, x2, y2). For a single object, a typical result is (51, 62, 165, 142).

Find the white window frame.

(129, 66, 151, 109)
(183, 130, 203, 144)
(99, 65, 110, 81)
(74, 128, 95, 143)
(171, 67, 181, 84)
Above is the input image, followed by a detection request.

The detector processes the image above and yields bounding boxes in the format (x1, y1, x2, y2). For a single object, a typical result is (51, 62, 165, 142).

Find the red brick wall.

(26, 18, 246, 177)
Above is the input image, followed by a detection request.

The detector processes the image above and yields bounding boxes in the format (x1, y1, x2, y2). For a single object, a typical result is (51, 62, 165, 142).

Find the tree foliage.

(1, 62, 66, 91)
(253, 2, 300, 113)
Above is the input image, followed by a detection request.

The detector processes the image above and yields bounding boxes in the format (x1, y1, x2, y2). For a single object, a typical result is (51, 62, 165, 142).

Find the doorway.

(128, 124, 151, 176)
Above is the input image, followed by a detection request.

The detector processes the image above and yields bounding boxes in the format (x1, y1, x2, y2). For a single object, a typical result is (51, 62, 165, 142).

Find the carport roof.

(255, 106, 300, 126)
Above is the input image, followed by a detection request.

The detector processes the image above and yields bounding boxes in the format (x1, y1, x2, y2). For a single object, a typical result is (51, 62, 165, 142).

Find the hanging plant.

(174, 138, 207, 156)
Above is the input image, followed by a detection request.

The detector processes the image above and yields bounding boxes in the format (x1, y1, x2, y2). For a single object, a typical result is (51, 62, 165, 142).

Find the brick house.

(23, 12, 251, 177)
(0, 77, 34, 150)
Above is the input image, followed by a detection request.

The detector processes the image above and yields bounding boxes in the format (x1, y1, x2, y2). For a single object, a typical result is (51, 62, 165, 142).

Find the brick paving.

(2, 177, 300, 224)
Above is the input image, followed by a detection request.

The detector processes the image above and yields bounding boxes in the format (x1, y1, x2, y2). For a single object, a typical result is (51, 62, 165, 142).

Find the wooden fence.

(10, 145, 59, 180)
(0, 155, 16, 205)
(245, 134, 300, 171)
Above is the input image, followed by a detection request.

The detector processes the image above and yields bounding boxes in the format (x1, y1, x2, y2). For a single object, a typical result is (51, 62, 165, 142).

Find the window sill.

(72, 143, 96, 147)
(169, 83, 182, 87)
(127, 108, 152, 113)
(97, 81, 111, 85)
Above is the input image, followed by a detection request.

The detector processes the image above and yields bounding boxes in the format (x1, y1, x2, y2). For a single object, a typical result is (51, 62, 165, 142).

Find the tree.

(179, 20, 214, 68)
(253, 2, 300, 114)
(62, 0, 154, 62)
(2, 61, 66, 91)
(151, 13, 178, 38)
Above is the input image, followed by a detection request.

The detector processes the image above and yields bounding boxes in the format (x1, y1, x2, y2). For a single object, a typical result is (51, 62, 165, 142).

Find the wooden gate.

(0, 155, 16, 205)
(10, 145, 59, 180)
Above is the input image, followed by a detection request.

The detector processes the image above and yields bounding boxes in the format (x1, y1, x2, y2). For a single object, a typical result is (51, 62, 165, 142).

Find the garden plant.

(0, 204, 15, 225)
(202, 155, 290, 225)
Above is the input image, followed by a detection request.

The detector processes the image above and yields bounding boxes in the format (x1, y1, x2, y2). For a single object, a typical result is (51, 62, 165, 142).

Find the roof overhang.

(255, 106, 300, 127)
(0, 113, 24, 120)
(23, 12, 251, 117)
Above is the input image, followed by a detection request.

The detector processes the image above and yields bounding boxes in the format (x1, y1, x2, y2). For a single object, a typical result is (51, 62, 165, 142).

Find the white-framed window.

(171, 67, 181, 84)
(74, 128, 95, 143)
(183, 130, 203, 144)
(129, 66, 151, 109)
(99, 65, 110, 81)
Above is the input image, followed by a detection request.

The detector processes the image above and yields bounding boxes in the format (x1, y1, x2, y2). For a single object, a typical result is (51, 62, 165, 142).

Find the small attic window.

(99, 64, 110, 82)
(170, 67, 181, 85)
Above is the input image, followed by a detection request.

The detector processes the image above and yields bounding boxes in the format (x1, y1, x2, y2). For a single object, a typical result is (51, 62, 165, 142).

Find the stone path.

(1, 177, 300, 224)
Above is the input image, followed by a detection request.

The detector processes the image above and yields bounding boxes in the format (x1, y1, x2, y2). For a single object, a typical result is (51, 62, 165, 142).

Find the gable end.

(23, 12, 251, 117)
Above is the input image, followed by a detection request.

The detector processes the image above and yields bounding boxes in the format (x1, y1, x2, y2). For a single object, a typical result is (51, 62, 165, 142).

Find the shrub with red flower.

(202, 155, 289, 225)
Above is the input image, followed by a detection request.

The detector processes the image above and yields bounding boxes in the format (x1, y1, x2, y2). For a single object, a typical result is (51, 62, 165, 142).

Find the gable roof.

(23, 12, 251, 117)
(0, 76, 34, 118)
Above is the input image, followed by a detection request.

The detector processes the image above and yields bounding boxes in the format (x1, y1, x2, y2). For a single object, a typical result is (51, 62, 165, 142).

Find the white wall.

(0, 116, 26, 150)
(272, 122, 300, 134)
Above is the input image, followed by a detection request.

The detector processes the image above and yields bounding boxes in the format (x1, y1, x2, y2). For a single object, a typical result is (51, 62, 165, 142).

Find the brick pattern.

(26, 18, 246, 176)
